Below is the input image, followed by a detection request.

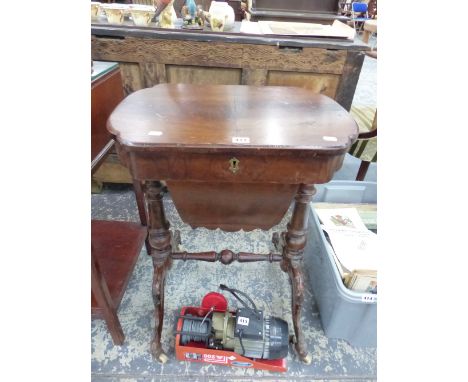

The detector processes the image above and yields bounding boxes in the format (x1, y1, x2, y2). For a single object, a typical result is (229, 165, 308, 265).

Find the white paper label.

(237, 316, 250, 326)
(148, 131, 163, 136)
(361, 294, 377, 303)
(232, 137, 250, 144)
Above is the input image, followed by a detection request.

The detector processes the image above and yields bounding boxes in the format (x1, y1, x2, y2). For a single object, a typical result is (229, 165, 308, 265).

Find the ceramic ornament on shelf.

(101, 4, 128, 25)
(91, 2, 101, 21)
(154, 0, 176, 28)
(129, 4, 156, 27)
(187, 0, 197, 18)
(182, 0, 205, 28)
(209, 1, 235, 31)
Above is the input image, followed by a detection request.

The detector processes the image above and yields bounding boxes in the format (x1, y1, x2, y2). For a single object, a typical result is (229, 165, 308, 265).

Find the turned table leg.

(281, 183, 316, 365)
(145, 181, 172, 363)
(133, 179, 152, 256)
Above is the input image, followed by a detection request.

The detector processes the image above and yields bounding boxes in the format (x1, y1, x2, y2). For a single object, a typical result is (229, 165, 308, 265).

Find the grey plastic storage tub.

(304, 180, 377, 347)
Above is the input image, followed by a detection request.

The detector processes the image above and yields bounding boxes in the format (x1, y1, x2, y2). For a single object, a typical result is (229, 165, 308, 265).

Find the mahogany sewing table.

(107, 84, 358, 364)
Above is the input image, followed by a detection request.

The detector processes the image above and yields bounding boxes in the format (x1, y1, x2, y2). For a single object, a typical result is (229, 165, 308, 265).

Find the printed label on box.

(203, 354, 228, 364)
(237, 316, 250, 326)
(361, 294, 377, 303)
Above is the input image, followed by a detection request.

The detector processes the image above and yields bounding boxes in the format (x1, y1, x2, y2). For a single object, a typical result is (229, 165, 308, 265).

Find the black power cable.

(238, 329, 246, 356)
(219, 284, 261, 320)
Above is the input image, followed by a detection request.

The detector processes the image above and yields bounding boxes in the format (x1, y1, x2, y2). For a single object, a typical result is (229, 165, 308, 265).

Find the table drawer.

(127, 150, 346, 184)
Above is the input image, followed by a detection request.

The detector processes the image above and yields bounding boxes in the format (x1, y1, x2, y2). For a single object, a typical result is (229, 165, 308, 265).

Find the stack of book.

(315, 207, 377, 294)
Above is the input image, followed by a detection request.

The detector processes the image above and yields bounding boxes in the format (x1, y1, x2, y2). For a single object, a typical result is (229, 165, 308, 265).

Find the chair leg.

(356, 161, 371, 181)
(362, 29, 371, 43)
(92, 248, 125, 345)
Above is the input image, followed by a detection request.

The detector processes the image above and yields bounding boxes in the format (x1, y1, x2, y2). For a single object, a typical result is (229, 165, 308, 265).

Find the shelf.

(91, 220, 147, 319)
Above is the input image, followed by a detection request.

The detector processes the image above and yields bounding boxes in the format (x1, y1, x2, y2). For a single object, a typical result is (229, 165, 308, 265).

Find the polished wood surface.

(91, 67, 124, 162)
(280, 183, 316, 363)
(91, 220, 147, 319)
(108, 84, 358, 149)
(110, 84, 357, 229)
(108, 84, 357, 363)
(171, 249, 283, 263)
(145, 181, 173, 362)
(92, 247, 125, 345)
(167, 181, 298, 231)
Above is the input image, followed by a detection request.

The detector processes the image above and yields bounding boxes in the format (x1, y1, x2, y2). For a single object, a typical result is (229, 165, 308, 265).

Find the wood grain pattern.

(241, 68, 268, 85)
(91, 220, 147, 317)
(93, 152, 133, 184)
(167, 181, 299, 231)
(108, 84, 358, 150)
(171, 249, 283, 263)
(242, 45, 346, 74)
(92, 37, 244, 69)
(91, 67, 124, 162)
(91, 37, 346, 74)
(166, 65, 242, 85)
(119, 62, 144, 96)
(91, 31, 363, 115)
(110, 85, 356, 185)
(91, 140, 114, 176)
(91, 247, 125, 345)
(280, 184, 316, 364)
(335, 50, 365, 111)
(145, 181, 172, 362)
(267, 71, 340, 98)
(140, 62, 167, 87)
(128, 150, 346, 184)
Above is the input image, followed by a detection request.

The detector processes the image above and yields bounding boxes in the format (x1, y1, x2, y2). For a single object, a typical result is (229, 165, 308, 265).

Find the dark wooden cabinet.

(250, 0, 348, 23)
(91, 63, 124, 171)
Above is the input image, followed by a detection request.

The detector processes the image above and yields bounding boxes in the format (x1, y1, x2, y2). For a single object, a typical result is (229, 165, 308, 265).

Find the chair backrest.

(352, 2, 368, 13)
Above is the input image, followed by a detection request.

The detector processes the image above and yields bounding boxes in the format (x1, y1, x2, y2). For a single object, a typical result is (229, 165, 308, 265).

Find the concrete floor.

(91, 35, 377, 382)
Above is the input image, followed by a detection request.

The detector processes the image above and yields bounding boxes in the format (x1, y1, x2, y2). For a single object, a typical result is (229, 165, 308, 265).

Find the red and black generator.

(175, 285, 289, 372)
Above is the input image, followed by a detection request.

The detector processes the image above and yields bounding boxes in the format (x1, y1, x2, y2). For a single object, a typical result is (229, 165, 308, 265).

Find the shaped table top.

(107, 84, 358, 153)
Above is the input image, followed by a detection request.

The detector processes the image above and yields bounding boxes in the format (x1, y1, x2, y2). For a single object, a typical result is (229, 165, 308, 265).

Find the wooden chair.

(348, 106, 377, 181)
(91, 62, 146, 345)
(91, 220, 146, 345)
(348, 45, 377, 181)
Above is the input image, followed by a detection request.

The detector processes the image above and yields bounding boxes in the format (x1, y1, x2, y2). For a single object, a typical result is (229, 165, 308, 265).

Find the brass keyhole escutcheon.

(229, 157, 240, 174)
